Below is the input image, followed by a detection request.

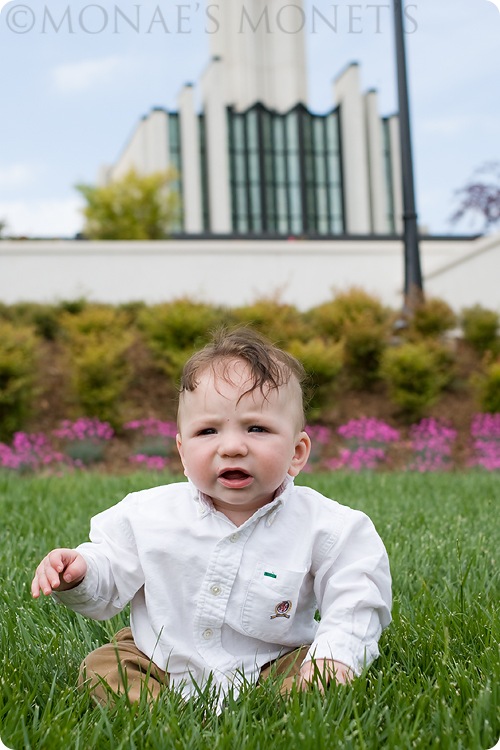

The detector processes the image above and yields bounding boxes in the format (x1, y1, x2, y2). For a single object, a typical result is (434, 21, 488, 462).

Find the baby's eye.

(197, 427, 217, 436)
(248, 425, 268, 433)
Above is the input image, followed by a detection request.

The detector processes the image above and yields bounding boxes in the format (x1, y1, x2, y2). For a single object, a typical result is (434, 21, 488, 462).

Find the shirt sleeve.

(52, 496, 145, 621)
(305, 508, 392, 675)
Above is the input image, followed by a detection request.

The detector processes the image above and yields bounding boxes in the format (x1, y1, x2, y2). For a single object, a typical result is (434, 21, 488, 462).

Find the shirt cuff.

(51, 554, 99, 606)
(303, 633, 379, 676)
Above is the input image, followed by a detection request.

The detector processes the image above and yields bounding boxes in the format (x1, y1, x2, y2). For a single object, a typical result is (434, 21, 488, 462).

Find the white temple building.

(103, 0, 403, 238)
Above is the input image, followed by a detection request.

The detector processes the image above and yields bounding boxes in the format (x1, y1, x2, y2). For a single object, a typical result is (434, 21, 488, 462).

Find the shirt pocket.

(240, 562, 308, 642)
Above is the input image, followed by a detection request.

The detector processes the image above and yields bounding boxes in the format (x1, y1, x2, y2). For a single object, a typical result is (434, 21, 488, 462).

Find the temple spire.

(208, 0, 308, 112)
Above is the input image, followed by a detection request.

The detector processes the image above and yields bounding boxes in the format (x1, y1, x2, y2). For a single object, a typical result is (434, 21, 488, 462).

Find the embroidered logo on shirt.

(270, 600, 292, 619)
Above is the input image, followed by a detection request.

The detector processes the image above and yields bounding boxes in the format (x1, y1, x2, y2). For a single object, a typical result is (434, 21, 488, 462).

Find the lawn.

(0, 470, 499, 749)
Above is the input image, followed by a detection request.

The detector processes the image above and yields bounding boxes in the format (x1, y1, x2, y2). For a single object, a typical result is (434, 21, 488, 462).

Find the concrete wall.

(0, 235, 498, 313)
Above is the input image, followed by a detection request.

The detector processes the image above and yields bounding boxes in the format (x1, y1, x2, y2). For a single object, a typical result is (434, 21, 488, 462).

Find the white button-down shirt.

(55, 476, 391, 699)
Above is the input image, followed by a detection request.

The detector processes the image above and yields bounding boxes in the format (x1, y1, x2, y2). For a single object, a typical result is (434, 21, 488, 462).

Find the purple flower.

(305, 424, 332, 445)
(124, 418, 177, 438)
(53, 418, 114, 442)
(125, 418, 178, 462)
(325, 447, 386, 472)
(326, 418, 399, 472)
(337, 418, 400, 444)
(129, 454, 169, 471)
(0, 432, 65, 472)
(470, 413, 500, 471)
(408, 418, 457, 472)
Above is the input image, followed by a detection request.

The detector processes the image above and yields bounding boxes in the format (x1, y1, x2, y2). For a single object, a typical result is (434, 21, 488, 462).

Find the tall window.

(382, 118, 396, 234)
(227, 103, 344, 236)
(198, 114, 210, 232)
(168, 113, 183, 232)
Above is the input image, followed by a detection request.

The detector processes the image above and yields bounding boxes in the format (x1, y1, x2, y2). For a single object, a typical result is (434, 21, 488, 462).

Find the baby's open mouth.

(218, 469, 253, 487)
(219, 470, 250, 480)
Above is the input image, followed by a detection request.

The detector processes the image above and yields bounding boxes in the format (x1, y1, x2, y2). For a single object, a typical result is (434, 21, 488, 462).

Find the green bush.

(409, 297, 457, 339)
(0, 302, 13, 322)
(0, 321, 38, 439)
(461, 305, 499, 354)
(11, 303, 63, 341)
(425, 341, 458, 391)
(68, 342, 132, 426)
(231, 298, 311, 344)
(56, 298, 88, 316)
(286, 338, 344, 418)
(475, 359, 500, 413)
(137, 299, 226, 382)
(116, 300, 148, 326)
(342, 313, 389, 389)
(61, 307, 134, 426)
(306, 287, 391, 341)
(380, 342, 448, 419)
(60, 305, 124, 338)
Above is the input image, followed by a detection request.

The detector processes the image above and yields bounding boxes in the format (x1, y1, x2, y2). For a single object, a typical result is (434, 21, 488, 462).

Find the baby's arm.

(305, 508, 392, 683)
(31, 548, 87, 598)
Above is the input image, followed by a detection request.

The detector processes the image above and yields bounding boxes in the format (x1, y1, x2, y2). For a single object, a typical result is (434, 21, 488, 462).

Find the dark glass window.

(198, 114, 210, 231)
(168, 113, 183, 232)
(227, 103, 344, 236)
(382, 118, 396, 234)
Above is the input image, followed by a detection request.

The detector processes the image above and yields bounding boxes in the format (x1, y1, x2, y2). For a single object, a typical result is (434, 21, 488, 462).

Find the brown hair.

(179, 327, 307, 423)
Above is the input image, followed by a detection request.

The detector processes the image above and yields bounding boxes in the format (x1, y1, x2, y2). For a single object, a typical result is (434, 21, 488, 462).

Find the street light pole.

(393, 0, 424, 312)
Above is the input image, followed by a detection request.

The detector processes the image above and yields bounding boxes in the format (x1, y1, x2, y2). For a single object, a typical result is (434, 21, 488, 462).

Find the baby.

(32, 327, 391, 704)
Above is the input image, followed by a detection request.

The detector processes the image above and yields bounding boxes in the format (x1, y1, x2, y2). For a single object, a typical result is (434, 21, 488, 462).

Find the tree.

(450, 161, 500, 232)
(76, 168, 181, 240)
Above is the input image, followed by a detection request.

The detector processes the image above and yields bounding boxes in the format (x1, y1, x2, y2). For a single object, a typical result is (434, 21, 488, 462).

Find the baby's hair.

(179, 327, 307, 423)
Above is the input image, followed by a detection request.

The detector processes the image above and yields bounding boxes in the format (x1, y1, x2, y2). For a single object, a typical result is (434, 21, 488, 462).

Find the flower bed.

(1, 414, 499, 474)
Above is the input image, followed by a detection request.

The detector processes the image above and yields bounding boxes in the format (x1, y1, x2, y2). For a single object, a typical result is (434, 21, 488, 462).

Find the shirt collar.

(188, 474, 294, 521)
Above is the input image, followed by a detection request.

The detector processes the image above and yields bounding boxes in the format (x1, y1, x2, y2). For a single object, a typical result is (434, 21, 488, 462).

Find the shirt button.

(210, 584, 222, 596)
(202, 628, 213, 640)
(229, 533, 240, 543)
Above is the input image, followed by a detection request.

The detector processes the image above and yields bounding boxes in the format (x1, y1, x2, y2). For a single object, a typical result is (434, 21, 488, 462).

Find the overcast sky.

(0, 0, 499, 237)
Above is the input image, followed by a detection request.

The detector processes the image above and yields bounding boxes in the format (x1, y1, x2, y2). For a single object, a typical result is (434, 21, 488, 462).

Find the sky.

(0, 0, 499, 238)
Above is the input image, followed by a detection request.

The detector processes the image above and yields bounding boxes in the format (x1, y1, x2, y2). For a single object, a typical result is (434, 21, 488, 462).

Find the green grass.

(1, 470, 499, 749)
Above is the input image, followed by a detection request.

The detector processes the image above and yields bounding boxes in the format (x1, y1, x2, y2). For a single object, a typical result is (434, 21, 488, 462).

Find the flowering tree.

(450, 161, 500, 232)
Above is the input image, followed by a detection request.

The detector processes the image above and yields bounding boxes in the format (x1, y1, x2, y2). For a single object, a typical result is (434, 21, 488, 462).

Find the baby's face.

(176, 360, 310, 519)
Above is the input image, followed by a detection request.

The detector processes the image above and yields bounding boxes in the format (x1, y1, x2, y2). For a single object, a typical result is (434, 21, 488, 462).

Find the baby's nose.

(218, 432, 248, 456)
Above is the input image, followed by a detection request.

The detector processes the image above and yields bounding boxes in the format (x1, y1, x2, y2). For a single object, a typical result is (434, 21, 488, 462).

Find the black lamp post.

(393, 0, 424, 313)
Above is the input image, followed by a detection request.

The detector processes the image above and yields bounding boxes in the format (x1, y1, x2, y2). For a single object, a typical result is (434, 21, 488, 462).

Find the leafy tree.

(76, 168, 181, 240)
(450, 161, 500, 232)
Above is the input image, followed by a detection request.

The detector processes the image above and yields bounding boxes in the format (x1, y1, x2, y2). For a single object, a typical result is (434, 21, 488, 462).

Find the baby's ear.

(176, 434, 188, 477)
(288, 431, 311, 477)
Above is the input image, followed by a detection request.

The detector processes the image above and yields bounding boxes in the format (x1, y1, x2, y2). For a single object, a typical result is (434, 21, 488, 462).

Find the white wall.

(0, 235, 498, 313)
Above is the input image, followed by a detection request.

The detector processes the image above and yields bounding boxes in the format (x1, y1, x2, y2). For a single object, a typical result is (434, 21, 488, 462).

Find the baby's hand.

(298, 659, 353, 691)
(31, 548, 87, 598)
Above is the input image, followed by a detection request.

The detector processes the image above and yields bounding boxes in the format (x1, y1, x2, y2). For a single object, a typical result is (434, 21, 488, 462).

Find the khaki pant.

(78, 627, 310, 705)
